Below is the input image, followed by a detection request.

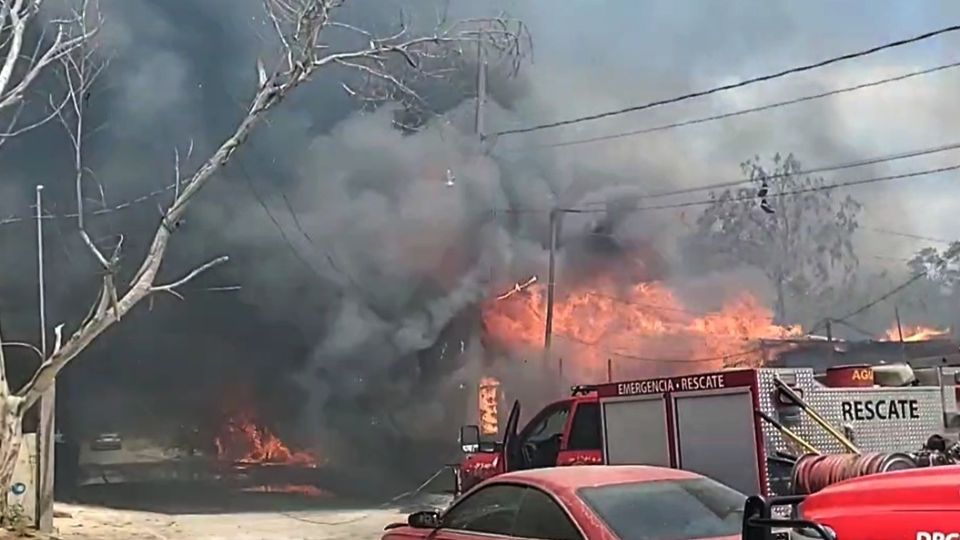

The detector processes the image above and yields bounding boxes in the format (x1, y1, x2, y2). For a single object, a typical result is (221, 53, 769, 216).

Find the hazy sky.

(490, 1, 960, 261)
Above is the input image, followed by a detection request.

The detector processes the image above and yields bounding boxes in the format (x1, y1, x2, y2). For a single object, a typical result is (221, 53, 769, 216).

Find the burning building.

(481, 274, 802, 382)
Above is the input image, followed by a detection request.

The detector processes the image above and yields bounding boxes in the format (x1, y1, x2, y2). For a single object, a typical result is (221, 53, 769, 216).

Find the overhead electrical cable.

(556, 331, 767, 364)
(4, 139, 952, 229)
(864, 227, 956, 245)
(493, 24, 960, 137)
(578, 140, 960, 204)
(507, 61, 960, 151)
(555, 162, 960, 214)
(816, 242, 960, 328)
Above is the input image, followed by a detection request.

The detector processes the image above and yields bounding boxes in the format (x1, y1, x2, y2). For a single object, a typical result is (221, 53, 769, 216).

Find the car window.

(512, 487, 583, 540)
(442, 484, 525, 535)
(566, 402, 601, 450)
(577, 478, 746, 540)
(524, 404, 570, 443)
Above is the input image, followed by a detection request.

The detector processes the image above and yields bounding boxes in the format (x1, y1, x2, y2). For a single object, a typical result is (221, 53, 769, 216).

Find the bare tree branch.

(1, 342, 43, 361)
(13, 0, 529, 426)
(0, 0, 98, 113)
(150, 255, 231, 300)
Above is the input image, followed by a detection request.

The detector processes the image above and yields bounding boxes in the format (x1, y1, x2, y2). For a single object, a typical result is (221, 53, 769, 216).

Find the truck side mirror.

(459, 425, 481, 453)
(742, 495, 835, 540)
(742, 495, 773, 540)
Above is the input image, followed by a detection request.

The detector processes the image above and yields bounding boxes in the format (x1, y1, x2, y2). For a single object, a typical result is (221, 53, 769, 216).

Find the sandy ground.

(51, 502, 411, 540)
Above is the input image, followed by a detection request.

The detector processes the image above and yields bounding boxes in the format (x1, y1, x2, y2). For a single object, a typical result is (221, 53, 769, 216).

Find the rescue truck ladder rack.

(755, 409, 821, 455)
(742, 494, 836, 540)
(773, 376, 860, 454)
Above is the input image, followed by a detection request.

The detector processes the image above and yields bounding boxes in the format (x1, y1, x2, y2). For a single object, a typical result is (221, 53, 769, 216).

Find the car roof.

(495, 465, 702, 492)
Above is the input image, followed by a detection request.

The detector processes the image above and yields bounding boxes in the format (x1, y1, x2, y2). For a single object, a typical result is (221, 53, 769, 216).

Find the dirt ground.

(32, 483, 453, 540)
(50, 502, 409, 540)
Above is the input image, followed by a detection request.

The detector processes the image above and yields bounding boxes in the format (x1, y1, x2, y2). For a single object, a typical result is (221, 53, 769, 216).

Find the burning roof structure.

(480, 271, 958, 388)
(762, 329, 960, 371)
(482, 274, 803, 383)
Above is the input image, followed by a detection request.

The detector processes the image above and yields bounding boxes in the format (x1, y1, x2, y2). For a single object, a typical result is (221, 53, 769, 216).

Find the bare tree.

(0, 0, 98, 515)
(0, 0, 528, 508)
(685, 153, 862, 322)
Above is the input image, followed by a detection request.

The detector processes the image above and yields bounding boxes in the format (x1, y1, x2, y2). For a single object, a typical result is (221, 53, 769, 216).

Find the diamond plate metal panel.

(756, 368, 945, 497)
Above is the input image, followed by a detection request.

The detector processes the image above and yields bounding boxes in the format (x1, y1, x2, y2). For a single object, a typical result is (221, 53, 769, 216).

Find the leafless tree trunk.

(0, 0, 97, 520)
(0, 0, 528, 512)
(0, 323, 25, 519)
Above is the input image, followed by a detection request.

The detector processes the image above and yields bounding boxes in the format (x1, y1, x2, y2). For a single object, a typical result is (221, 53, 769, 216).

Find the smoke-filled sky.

(2, 0, 960, 484)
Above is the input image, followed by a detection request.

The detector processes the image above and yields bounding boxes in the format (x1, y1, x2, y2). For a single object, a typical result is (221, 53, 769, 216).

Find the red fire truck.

(742, 464, 960, 539)
(455, 364, 960, 498)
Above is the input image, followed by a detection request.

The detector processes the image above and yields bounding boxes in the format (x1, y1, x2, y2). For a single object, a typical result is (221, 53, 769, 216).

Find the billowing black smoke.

(2, 0, 957, 497)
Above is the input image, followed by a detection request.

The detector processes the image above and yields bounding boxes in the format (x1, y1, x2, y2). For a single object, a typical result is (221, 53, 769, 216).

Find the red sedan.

(383, 465, 745, 540)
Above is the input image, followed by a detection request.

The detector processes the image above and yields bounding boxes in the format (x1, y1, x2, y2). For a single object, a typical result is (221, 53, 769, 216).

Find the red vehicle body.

(457, 366, 959, 499)
(744, 465, 960, 540)
(458, 388, 603, 494)
(385, 465, 744, 540)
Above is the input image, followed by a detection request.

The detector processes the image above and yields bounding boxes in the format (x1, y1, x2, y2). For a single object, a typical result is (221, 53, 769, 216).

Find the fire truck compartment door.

(601, 396, 669, 466)
(673, 389, 761, 496)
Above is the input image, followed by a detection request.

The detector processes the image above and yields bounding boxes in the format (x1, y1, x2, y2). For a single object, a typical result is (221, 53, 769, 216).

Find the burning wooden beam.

(496, 275, 538, 301)
(478, 377, 500, 436)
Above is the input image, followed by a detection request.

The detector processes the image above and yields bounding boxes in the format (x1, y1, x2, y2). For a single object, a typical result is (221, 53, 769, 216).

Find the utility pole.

(474, 34, 486, 139)
(36, 185, 47, 358)
(544, 209, 558, 352)
(825, 319, 834, 365)
(895, 306, 906, 362)
(35, 185, 54, 532)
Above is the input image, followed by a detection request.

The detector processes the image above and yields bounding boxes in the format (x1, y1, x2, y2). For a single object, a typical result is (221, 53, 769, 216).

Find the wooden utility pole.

(825, 319, 834, 365)
(474, 34, 486, 139)
(35, 185, 54, 532)
(895, 306, 906, 362)
(544, 209, 558, 354)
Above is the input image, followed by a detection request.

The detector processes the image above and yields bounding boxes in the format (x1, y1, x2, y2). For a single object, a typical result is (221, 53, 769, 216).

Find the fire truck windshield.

(524, 404, 570, 442)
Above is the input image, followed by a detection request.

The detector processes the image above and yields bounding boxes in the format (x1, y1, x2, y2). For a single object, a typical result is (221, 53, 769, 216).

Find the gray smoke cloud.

(2, 0, 960, 492)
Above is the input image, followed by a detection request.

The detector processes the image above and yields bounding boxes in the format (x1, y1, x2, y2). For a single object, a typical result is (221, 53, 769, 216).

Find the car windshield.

(577, 478, 745, 540)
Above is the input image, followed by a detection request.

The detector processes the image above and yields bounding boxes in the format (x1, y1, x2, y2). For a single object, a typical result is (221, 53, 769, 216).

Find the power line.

(5, 139, 956, 228)
(0, 183, 176, 227)
(580, 140, 960, 204)
(235, 161, 329, 280)
(824, 242, 960, 326)
(556, 331, 765, 364)
(507, 61, 960, 151)
(611, 345, 765, 365)
(3, 141, 958, 234)
(559, 162, 960, 214)
(833, 272, 928, 324)
(493, 24, 960, 137)
(864, 227, 955, 245)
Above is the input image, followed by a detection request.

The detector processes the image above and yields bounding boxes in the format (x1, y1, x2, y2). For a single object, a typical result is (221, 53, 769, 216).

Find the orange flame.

(214, 408, 318, 468)
(479, 377, 500, 435)
(883, 324, 950, 342)
(483, 277, 801, 381)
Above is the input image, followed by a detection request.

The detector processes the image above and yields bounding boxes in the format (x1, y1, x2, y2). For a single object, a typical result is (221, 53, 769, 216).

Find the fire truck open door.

(598, 370, 764, 496)
(502, 400, 522, 472)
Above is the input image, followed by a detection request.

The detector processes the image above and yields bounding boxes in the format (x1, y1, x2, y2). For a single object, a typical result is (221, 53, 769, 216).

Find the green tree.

(907, 242, 960, 292)
(686, 153, 862, 322)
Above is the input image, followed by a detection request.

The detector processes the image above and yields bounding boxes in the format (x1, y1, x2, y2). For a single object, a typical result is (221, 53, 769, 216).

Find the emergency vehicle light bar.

(570, 385, 597, 396)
